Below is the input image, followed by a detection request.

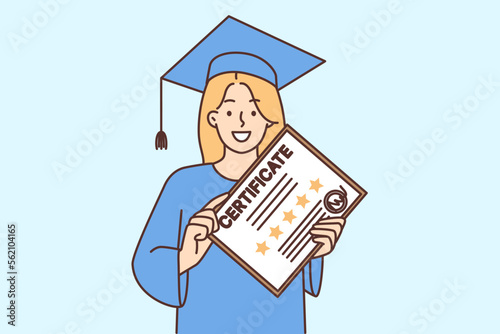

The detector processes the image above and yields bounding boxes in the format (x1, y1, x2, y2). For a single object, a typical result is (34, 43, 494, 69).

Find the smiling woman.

(132, 17, 329, 334)
(199, 72, 285, 164)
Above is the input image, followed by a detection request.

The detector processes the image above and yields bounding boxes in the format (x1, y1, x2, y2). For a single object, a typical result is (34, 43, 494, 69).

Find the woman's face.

(208, 82, 274, 154)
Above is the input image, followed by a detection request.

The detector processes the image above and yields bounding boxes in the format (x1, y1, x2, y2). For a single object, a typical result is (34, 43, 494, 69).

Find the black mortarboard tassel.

(155, 80, 168, 150)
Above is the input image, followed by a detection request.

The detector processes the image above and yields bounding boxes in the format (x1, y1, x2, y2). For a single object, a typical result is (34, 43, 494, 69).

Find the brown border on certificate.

(210, 125, 367, 297)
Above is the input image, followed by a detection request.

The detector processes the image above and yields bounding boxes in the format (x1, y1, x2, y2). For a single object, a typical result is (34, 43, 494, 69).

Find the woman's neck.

(213, 148, 258, 181)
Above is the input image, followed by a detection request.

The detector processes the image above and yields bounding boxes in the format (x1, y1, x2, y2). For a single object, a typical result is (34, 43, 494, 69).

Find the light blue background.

(1, 0, 499, 333)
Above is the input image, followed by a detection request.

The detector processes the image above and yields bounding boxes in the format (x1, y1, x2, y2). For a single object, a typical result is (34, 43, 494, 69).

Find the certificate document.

(212, 125, 367, 296)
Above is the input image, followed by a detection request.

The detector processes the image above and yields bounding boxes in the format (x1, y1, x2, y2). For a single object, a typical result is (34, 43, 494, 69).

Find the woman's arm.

(305, 217, 346, 296)
(304, 257, 324, 297)
(131, 175, 188, 308)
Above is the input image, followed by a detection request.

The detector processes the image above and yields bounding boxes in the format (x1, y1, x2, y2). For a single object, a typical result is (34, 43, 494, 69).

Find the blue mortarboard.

(156, 16, 325, 150)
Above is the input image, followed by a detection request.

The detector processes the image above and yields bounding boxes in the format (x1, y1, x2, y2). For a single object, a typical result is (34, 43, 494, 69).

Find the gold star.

(256, 241, 270, 255)
(269, 225, 283, 240)
(309, 178, 323, 193)
(296, 194, 310, 208)
(283, 210, 297, 224)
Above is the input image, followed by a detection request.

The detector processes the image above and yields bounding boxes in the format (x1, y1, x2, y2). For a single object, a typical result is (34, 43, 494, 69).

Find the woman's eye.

(227, 111, 232, 116)
(251, 111, 256, 116)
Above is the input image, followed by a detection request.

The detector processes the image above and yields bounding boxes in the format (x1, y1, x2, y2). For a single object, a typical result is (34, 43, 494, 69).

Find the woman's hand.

(310, 217, 346, 258)
(179, 193, 228, 274)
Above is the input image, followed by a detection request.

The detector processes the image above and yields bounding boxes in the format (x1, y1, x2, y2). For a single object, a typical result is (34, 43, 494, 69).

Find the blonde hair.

(198, 72, 285, 163)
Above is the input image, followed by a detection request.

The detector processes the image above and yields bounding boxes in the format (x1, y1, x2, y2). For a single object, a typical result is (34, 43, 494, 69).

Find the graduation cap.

(156, 16, 325, 150)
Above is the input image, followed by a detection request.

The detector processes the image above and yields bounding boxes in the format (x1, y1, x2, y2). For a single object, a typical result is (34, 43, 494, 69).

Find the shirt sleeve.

(303, 257, 324, 297)
(132, 172, 189, 308)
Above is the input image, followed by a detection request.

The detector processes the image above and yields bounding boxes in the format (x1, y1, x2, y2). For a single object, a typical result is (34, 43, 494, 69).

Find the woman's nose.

(239, 111, 245, 127)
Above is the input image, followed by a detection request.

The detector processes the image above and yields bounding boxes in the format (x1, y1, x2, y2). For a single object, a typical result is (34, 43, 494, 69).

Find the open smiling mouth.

(232, 131, 251, 142)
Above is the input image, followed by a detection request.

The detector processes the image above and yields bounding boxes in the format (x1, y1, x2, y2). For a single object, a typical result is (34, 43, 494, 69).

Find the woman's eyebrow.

(249, 98, 260, 103)
(224, 99, 235, 103)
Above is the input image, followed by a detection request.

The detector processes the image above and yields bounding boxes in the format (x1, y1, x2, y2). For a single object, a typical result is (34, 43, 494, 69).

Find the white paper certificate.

(212, 125, 367, 296)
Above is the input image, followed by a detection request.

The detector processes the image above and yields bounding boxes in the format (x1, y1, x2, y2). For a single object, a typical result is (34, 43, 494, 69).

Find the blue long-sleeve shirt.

(132, 164, 324, 334)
